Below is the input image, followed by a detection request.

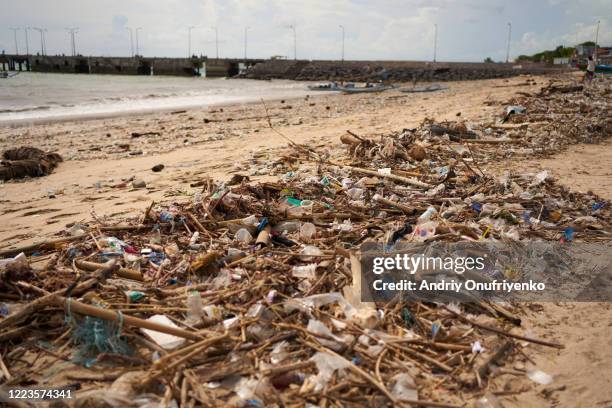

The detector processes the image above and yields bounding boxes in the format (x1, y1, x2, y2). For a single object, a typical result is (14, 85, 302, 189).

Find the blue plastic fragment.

(522, 212, 531, 224)
(431, 322, 441, 339)
(159, 212, 174, 222)
(256, 217, 269, 234)
(564, 227, 574, 242)
(471, 202, 482, 213)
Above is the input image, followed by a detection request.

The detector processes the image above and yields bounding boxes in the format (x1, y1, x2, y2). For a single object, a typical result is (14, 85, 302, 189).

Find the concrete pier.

(0, 54, 263, 77)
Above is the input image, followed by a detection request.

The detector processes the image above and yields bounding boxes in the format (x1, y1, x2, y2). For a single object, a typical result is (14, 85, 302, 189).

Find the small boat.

(307, 83, 340, 91)
(399, 84, 448, 93)
(337, 84, 392, 93)
(595, 64, 612, 73)
(0, 71, 19, 79)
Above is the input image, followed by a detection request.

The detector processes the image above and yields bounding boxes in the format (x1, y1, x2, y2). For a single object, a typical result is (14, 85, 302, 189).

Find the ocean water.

(0, 72, 316, 124)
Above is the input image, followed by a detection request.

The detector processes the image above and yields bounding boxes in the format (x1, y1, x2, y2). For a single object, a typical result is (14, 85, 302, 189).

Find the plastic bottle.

(300, 223, 316, 241)
(300, 246, 324, 261)
(235, 228, 253, 244)
(242, 215, 259, 226)
(272, 221, 300, 233)
(346, 187, 364, 200)
(288, 200, 314, 216)
(292, 264, 318, 279)
(186, 291, 203, 323)
(414, 221, 437, 241)
(192, 192, 202, 208)
(417, 206, 437, 224)
(189, 231, 199, 246)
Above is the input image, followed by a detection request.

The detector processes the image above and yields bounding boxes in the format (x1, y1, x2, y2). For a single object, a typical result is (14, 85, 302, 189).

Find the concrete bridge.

(0, 54, 264, 77)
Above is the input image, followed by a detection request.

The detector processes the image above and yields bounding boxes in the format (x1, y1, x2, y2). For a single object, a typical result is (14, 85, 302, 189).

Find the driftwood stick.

(0, 270, 107, 332)
(373, 194, 417, 214)
(0, 352, 12, 381)
(340, 133, 362, 146)
(341, 165, 431, 188)
(444, 306, 564, 349)
(0, 234, 88, 258)
(54, 296, 203, 341)
(75, 259, 143, 281)
(186, 212, 213, 239)
(476, 340, 514, 382)
(140, 332, 229, 388)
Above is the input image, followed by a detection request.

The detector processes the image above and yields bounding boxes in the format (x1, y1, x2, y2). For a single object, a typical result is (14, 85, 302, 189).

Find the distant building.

(596, 47, 612, 65)
(553, 57, 570, 65)
(575, 44, 596, 56)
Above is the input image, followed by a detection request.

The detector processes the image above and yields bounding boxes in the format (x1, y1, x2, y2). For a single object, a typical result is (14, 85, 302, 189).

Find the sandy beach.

(1, 72, 611, 407)
(0, 74, 577, 247)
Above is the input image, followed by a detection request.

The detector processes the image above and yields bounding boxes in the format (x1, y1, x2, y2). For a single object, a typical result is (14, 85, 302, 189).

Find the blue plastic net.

(65, 298, 132, 367)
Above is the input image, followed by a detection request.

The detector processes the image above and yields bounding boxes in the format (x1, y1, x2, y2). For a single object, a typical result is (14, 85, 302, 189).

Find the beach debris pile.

(0, 79, 610, 408)
(0, 146, 63, 181)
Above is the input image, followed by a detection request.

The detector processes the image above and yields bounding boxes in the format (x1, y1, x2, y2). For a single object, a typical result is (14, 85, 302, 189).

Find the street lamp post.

(65, 27, 78, 56)
(9, 28, 20, 54)
(188, 26, 195, 58)
(288, 25, 296, 60)
(41, 29, 48, 55)
(244, 27, 250, 61)
(32, 27, 45, 55)
(594, 19, 600, 50)
(339, 25, 345, 61)
(211, 26, 219, 59)
(135, 27, 142, 56)
(24, 27, 30, 55)
(126, 27, 134, 57)
(506, 22, 512, 63)
(433, 24, 438, 63)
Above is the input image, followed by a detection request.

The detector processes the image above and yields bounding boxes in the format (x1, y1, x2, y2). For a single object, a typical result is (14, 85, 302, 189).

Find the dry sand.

(0, 73, 610, 407)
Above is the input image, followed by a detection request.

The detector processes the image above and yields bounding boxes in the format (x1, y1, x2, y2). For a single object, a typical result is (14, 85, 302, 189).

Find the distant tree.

(515, 45, 575, 63)
(579, 41, 596, 46)
(484, 57, 494, 63)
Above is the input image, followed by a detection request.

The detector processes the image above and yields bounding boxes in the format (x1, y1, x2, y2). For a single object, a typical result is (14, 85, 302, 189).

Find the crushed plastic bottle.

(272, 221, 300, 233)
(242, 215, 259, 226)
(346, 187, 364, 200)
(341, 178, 353, 189)
(292, 264, 317, 279)
(300, 245, 324, 260)
(414, 221, 437, 241)
(192, 192, 202, 208)
(299, 222, 316, 241)
(391, 373, 418, 401)
(188, 231, 200, 246)
(332, 219, 353, 232)
(527, 369, 553, 385)
(532, 170, 549, 186)
(307, 351, 351, 392)
(417, 206, 437, 224)
(186, 291, 203, 324)
(235, 228, 253, 244)
(203, 305, 222, 320)
(270, 341, 289, 364)
(476, 393, 502, 408)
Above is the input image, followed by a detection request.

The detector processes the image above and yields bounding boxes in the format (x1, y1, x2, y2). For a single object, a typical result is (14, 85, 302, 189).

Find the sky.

(1, 0, 610, 62)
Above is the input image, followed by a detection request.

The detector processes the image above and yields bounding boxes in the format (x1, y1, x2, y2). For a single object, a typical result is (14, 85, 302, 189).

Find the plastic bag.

(308, 351, 351, 392)
(391, 373, 418, 401)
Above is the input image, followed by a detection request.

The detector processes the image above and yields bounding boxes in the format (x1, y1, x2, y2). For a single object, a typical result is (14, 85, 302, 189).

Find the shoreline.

(0, 74, 331, 127)
(0, 91, 331, 128)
